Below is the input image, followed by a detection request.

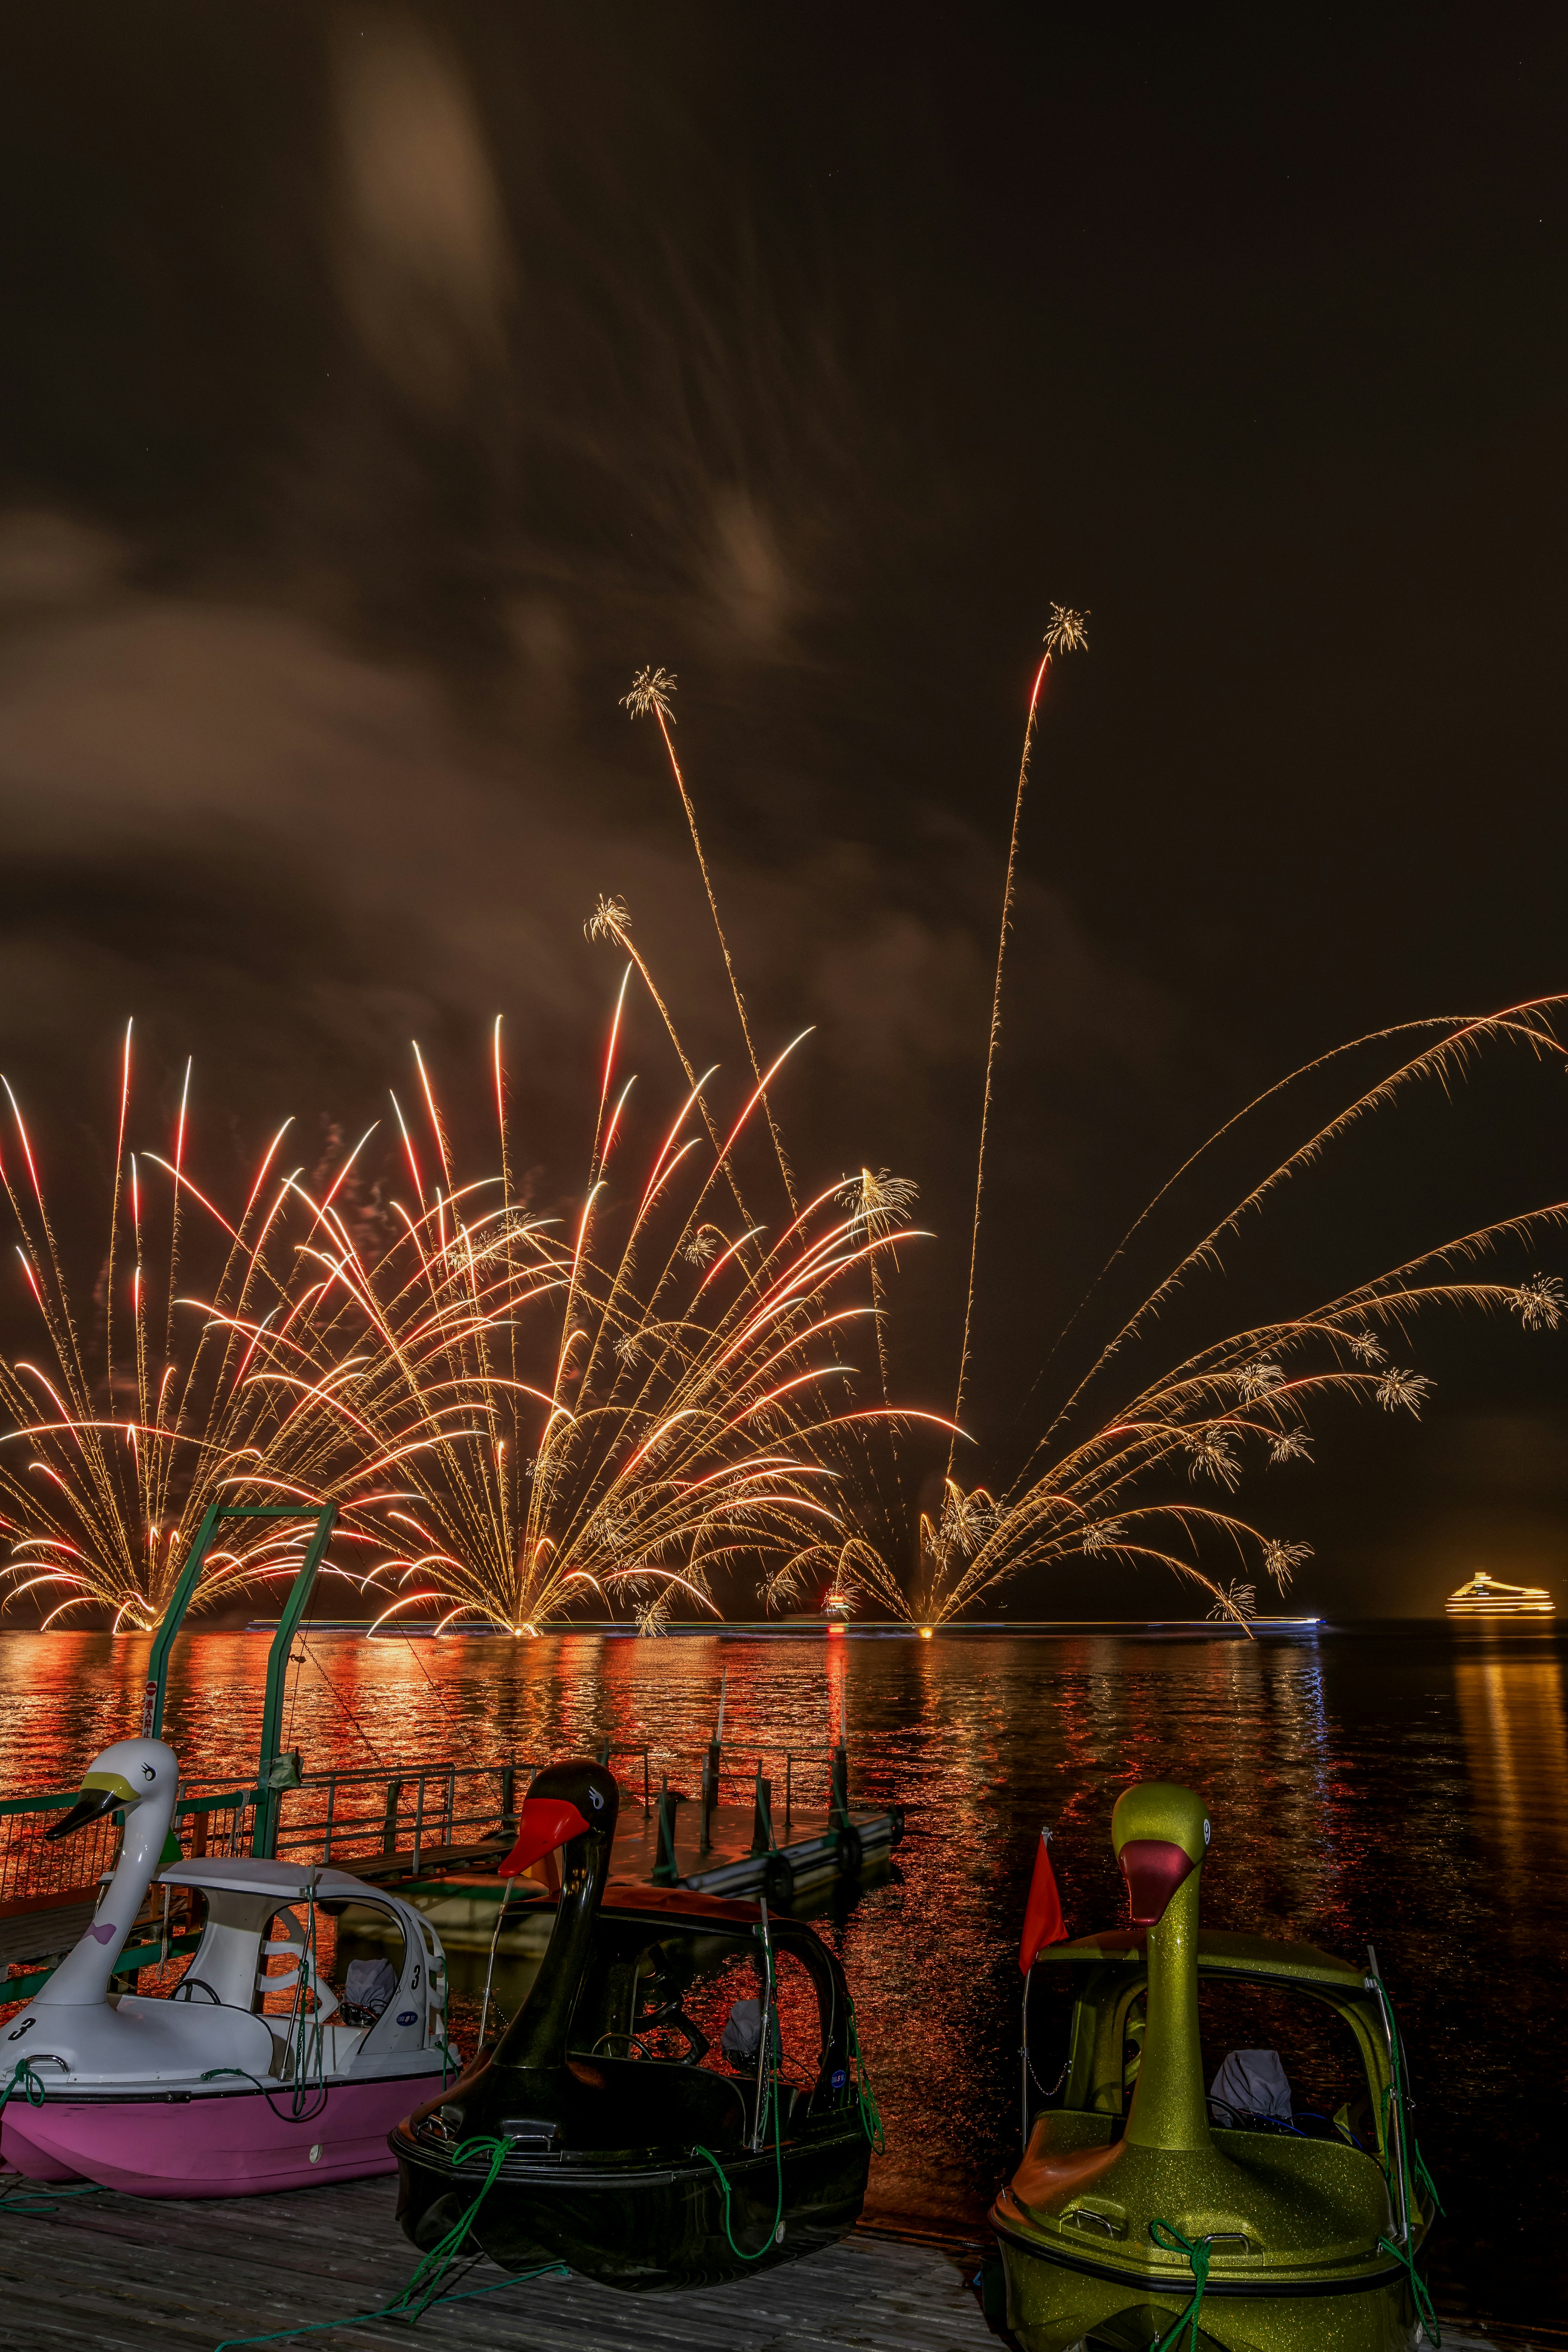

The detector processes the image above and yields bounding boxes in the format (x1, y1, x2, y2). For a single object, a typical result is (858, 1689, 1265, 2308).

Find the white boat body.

(0, 1741, 456, 2195)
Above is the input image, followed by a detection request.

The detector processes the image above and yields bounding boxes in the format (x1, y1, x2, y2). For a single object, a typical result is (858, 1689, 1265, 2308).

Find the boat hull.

(393, 2118, 870, 2292)
(1, 2070, 445, 2197)
(994, 2222, 1428, 2352)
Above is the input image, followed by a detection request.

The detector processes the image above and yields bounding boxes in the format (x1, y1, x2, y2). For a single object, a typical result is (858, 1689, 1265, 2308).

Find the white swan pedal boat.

(0, 1739, 456, 2197)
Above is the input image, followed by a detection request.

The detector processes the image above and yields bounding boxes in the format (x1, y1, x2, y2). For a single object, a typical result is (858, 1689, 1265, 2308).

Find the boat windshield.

(570, 1920, 828, 2089)
(1196, 1978, 1375, 2144)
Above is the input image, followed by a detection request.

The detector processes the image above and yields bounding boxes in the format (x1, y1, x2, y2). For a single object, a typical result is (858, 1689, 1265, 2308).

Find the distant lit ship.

(1446, 1571, 1555, 1620)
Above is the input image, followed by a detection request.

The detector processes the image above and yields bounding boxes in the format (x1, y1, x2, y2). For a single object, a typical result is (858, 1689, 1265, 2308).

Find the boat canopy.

(154, 1858, 392, 1903)
(1035, 1924, 1368, 1991)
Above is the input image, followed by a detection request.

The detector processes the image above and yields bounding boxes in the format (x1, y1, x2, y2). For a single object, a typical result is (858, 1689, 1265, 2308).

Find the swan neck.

(493, 1833, 608, 2070)
(1123, 1862, 1211, 2152)
(34, 1786, 175, 2007)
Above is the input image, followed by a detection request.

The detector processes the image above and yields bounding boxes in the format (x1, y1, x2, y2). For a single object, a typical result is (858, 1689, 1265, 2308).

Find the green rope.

(0, 2058, 45, 2116)
(1147, 2219, 1211, 2352)
(0, 2178, 106, 2215)
(212, 2135, 565, 2349)
(692, 1927, 787, 2263)
(1367, 1965, 1441, 2349)
(1377, 2228, 1441, 2352)
(210, 2257, 566, 2350)
(692, 2042, 785, 2262)
(844, 1994, 885, 2152)
(0, 2060, 107, 2214)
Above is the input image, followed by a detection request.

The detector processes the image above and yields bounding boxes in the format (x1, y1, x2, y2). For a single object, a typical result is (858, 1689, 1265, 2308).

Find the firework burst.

(0, 1029, 376, 1631)
(886, 996, 1568, 1626)
(261, 1009, 947, 1635)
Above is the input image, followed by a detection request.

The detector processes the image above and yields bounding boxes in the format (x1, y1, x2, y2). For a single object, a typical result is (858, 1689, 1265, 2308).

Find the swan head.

(45, 1737, 178, 1841)
(497, 1757, 619, 1878)
(1111, 1779, 1211, 1926)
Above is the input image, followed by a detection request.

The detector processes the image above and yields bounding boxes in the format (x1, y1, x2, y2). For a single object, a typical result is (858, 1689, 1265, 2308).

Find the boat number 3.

(7, 2017, 35, 2040)
(411, 1964, 421, 1989)
(396, 2011, 419, 2027)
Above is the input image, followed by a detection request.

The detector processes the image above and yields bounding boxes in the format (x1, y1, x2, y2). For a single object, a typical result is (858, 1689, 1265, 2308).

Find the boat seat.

(1209, 2046, 1294, 2130)
(479, 2056, 752, 2152)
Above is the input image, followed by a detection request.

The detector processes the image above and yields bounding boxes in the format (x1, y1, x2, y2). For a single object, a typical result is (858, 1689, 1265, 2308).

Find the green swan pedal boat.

(391, 1759, 874, 2291)
(991, 1782, 1438, 2351)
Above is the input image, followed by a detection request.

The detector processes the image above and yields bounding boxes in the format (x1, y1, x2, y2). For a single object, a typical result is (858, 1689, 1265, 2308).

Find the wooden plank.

(0, 2176, 995, 2352)
(0, 2175, 1532, 2352)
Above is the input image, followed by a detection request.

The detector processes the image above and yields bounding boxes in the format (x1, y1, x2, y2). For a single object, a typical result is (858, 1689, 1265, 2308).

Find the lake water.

(1, 1620, 1561, 2327)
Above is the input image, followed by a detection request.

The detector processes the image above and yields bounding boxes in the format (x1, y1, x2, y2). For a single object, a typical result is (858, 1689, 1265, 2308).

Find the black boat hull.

(392, 2118, 870, 2292)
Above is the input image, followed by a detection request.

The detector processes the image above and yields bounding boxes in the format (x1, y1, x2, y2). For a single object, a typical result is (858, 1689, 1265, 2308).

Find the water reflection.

(0, 1624, 1563, 2321)
(1454, 1636, 1568, 1925)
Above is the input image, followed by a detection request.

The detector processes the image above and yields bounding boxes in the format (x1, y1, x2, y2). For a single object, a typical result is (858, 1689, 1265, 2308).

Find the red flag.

(1019, 1828, 1066, 1971)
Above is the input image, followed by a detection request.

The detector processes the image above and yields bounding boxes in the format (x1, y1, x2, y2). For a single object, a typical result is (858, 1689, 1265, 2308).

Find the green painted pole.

(140, 1502, 341, 1855)
(141, 1499, 226, 1739)
(253, 1503, 340, 1856)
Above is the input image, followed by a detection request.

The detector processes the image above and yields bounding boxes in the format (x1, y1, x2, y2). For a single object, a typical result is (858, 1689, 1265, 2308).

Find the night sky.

(0, 6, 1565, 1616)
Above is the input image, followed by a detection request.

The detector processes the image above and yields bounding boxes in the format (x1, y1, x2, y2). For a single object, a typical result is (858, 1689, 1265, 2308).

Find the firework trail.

(948, 606, 1089, 1469)
(622, 666, 797, 1210)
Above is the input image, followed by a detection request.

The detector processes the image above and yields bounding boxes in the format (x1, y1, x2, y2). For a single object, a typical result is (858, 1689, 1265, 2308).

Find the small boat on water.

(392, 1758, 876, 2291)
(0, 1737, 455, 2196)
(991, 1780, 1439, 2351)
(1446, 1570, 1554, 1619)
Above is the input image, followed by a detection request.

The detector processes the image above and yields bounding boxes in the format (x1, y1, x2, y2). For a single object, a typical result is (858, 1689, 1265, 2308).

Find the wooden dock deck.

(0, 2173, 1547, 2352)
(0, 2175, 993, 2351)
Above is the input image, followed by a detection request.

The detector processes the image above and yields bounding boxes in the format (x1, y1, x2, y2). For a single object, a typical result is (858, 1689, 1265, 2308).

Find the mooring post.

(702, 1667, 726, 1854)
(499, 1764, 516, 1831)
(831, 1739, 851, 1828)
(700, 1744, 719, 1852)
(749, 1764, 775, 1857)
(653, 1775, 680, 1886)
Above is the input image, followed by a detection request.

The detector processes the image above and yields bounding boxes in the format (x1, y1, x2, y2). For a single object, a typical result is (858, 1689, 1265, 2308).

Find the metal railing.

(273, 1762, 528, 1875)
(2, 1740, 853, 1914)
(0, 1786, 257, 1910)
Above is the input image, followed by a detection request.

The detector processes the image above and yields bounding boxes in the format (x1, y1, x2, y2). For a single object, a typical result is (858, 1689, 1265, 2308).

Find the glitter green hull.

(992, 1784, 1436, 2352)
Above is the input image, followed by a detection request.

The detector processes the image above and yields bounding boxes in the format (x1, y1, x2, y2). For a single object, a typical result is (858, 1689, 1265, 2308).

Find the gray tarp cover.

(1209, 2046, 1293, 2120)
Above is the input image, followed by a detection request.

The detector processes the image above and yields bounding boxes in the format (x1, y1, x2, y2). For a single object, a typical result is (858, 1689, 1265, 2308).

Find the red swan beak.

(1118, 1836, 1196, 1925)
(499, 1796, 592, 1878)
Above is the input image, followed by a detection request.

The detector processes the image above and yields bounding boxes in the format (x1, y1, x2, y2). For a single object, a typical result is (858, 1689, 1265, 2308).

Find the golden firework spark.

(263, 1015, 947, 1635)
(1042, 604, 1090, 657)
(620, 666, 678, 725)
(855, 992, 1568, 1629)
(0, 1029, 379, 1631)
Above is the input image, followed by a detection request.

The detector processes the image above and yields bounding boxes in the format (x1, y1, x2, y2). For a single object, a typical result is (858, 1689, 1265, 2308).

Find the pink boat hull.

(0, 2073, 436, 2197)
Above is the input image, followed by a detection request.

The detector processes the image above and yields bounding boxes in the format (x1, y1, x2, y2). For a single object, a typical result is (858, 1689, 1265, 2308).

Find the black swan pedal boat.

(391, 1759, 878, 2291)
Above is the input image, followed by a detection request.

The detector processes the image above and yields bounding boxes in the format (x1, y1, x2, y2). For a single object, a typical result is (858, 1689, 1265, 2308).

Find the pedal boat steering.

(392, 1758, 875, 2291)
(990, 1781, 1437, 2352)
(0, 1738, 455, 2196)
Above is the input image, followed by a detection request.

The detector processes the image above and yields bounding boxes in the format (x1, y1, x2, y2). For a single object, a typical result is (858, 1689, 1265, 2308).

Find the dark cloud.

(0, 6, 1565, 1614)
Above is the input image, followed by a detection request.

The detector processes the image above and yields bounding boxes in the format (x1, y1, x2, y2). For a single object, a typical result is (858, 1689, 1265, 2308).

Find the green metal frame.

(139, 1502, 339, 1857)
